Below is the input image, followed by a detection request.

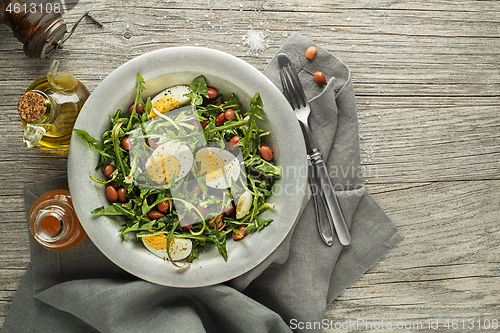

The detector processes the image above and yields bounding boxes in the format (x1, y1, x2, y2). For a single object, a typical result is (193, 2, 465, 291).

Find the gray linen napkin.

(2, 33, 401, 333)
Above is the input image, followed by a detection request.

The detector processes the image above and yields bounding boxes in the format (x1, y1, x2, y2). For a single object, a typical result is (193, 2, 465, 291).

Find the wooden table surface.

(1, 0, 499, 331)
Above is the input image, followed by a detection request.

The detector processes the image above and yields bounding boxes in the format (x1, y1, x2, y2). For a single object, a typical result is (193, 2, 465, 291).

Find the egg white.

(149, 85, 191, 118)
(236, 190, 253, 219)
(142, 236, 192, 261)
(146, 142, 193, 182)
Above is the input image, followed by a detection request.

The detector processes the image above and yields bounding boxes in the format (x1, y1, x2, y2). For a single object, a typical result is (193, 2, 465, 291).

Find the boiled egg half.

(194, 147, 241, 189)
(142, 234, 192, 261)
(149, 85, 191, 118)
(146, 142, 193, 184)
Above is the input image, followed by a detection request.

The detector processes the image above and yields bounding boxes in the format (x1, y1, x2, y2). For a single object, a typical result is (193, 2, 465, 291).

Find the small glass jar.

(28, 189, 86, 251)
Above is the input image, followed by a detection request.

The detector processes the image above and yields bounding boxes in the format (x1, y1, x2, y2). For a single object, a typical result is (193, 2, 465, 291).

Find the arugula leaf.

(91, 202, 135, 218)
(245, 93, 263, 119)
(245, 155, 282, 177)
(127, 72, 147, 130)
(241, 94, 265, 159)
(211, 234, 228, 261)
(73, 129, 112, 159)
(185, 75, 208, 106)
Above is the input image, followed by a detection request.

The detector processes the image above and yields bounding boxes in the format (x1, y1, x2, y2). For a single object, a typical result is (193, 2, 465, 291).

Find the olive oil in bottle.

(18, 60, 90, 150)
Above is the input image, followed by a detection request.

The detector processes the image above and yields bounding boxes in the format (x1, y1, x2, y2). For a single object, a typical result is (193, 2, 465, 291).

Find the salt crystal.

(347, 17, 352, 21)
(239, 3, 243, 7)
(242, 30, 269, 55)
(331, 27, 336, 31)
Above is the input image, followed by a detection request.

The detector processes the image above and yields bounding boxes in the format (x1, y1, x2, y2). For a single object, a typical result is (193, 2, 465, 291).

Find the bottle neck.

(19, 90, 58, 148)
(32, 200, 72, 243)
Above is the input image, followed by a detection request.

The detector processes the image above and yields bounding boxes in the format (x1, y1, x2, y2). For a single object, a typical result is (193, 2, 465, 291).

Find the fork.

(278, 53, 351, 246)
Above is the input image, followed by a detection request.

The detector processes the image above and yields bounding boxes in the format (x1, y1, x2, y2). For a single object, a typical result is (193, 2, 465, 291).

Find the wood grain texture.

(0, 0, 499, 330)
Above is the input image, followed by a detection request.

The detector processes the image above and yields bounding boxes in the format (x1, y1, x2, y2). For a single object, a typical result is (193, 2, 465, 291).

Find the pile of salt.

(242, 30, 269, 55)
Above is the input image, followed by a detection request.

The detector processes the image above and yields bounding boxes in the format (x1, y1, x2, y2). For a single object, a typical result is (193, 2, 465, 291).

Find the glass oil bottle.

(17, 60, 90, 150)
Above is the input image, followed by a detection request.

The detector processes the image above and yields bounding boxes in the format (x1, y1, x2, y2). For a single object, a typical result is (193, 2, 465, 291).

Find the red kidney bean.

(314, 71, 327, 86)
(209, 214, 224, 229)
(207, 88, 218, 99)
(157, 200, 169, 212)
(180, 217, 195, 230)
(106, 186, 118, 203)
(129, 103, 145, 114)
(121, 136, 132, 150)
(195, 204, 207, 219)
(117, 187, 127, 203)
(224, 202, 235, 217)
(225, 109, 235, 121)
(147, 194, 157, 205)
(104, 165, 115, 177)
(147, 138, 157, 148)
(232, 226, 246, 240)
(305, 46, 318, 60)
(260, 145, 273, 161)
(147, 211, 165, 220)
(215, 113, 226, 127)
(201, 119, 210, 129)
(228, 136, 240, 151)
(191, 182, 202, 196)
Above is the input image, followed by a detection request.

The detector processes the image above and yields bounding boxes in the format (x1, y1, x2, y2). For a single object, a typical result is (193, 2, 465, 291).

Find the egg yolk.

(147, 154, 180, 184)
(149, 97, 183, 118)
(195, 150, 224, 180)
(143, 233, 168, 250)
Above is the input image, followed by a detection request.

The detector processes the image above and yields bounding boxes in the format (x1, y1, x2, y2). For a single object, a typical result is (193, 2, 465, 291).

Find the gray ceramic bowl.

(68, 47, 307, 287)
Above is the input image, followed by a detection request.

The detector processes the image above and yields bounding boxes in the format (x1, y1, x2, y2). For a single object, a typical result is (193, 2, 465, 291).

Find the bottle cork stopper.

(18, 92, 47, 122)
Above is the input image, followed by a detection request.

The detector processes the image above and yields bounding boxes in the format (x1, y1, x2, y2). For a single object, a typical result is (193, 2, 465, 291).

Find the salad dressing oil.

(18, 60, 90, 150)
